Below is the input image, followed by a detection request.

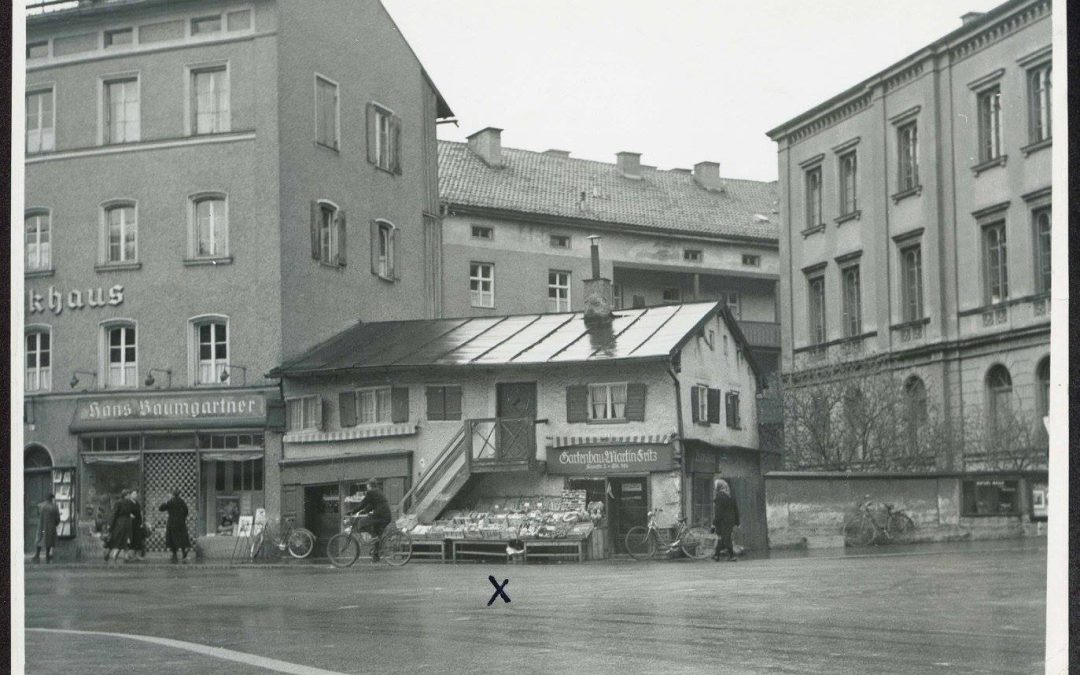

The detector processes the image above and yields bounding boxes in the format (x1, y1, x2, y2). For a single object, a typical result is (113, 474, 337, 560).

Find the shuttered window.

(569, 383, 645, 422)
(426, 386, 463, 421)
(371, 220, 397, 280)
(691, 385, 721, 425)
(725, 391, 742, 429)
(367, 102, 402, 174)
(286, 396, 322, 431)
(311, 201, 346, 266)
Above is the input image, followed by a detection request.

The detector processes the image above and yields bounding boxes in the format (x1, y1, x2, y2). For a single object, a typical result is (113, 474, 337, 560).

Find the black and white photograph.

(11, 0, 1067, 673)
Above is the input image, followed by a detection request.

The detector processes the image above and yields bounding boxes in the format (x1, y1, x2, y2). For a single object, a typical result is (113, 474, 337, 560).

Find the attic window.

(550, 234, 571, 249)
(471, 225, 493, 241)
(683, 249, 703, 263)
(742, 254, 761, 267)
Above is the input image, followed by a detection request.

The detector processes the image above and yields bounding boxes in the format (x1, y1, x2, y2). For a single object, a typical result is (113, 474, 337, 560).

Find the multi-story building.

(766, 0, 1051, 490)
(437, 127, 782, 378)
(20, 0, 452, 556)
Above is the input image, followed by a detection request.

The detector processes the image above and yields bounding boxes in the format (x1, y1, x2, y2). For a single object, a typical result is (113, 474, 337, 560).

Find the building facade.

(21, 0, 451, 556)
(766, 0, 1051, 486)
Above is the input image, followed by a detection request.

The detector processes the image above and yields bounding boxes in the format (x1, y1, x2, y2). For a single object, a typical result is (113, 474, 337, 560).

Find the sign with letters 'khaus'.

(28, 285, 124, 315)
(71, 392, 268, 432)
(546, 444, 676, 475)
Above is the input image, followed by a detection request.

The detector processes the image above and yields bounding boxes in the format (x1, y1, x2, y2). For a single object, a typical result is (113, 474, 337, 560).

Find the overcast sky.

(383, 0, 1007, 182)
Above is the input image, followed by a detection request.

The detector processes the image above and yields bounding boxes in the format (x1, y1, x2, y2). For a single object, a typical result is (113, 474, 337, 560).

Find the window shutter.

(336, 210, 347, 266)
(725, 393, 735, 428)
(366, 102, 376, 165)
(282, 485, 300, 520)
(391, 387, 410, 423)
(392, 116, 403, 174)
(315, 396, 326, 431)
(566, 385, 588, 423)
(625, 382, 647, 421)
(733, 393, 741, 428)
(707, 388, 721, 425)
(445, 386, 463, 421)
(425, 387, 444, 421)
(310, 201, 320, 260)
(393, 226, 401, 281)
(339, 391, 357, 427)
(267, 397, 286, 431)
(370, 220, 379, 275)
(690, 386, 700, 423)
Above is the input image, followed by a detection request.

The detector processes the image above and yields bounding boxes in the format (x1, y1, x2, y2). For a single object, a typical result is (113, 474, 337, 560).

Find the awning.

(81, 453, 140, 465)
(279, 452, 410, 485)
(200, 451, 264, 462)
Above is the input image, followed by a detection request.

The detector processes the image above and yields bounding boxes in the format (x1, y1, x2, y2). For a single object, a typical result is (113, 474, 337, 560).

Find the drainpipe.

(667, 360, 687, 523)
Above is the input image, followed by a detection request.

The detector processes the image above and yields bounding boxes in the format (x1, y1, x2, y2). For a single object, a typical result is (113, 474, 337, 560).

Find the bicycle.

(844, 497, 915, 546)
(250, 517, 316, 560)
(326, 515, 412, 568)
(624, 507, 717, 561)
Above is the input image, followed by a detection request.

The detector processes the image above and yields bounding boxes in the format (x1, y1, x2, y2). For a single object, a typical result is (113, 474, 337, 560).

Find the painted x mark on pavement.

(487, 576, 510, 606)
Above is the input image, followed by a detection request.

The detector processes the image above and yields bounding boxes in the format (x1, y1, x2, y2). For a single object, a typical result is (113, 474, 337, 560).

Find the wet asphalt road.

(21, 541, 1046, 674)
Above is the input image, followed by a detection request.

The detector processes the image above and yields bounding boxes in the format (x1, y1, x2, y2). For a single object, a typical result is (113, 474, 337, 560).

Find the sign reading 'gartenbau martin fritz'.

(546, 444, 675, 475)
(71, 392, 269, 432)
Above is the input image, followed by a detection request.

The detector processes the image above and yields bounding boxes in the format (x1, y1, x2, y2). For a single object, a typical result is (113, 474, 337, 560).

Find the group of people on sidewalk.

(99, 489, 192, 565)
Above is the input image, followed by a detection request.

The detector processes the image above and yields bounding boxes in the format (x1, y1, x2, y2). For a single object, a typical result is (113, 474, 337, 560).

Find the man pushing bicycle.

(347, 480, 392, 562)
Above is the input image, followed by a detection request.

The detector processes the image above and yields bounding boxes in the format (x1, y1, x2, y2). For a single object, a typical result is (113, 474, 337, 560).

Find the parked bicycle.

(624, 507, 717, 561)
(327, 516, 412, 568)
(250, 517, 316, 560)
(844, 497, 915, 546)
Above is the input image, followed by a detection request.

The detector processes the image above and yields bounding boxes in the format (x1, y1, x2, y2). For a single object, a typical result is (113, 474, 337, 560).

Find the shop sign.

(546, 444, 675, 475)
(1031, 481, 1048, 519)
(28, 285, 124, 315)
(71, 392, 268, 431)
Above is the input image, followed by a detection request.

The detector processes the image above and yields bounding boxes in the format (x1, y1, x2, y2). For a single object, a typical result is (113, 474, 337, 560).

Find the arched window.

(25, 210, 51, 272)
(1036, 357, 1050, 419)
(101, 321, 137, 388)
(903, 376, 928, 423)
(25, 326, 52, 392)
(986, 365, 1013, 419)
(191, 194, 229, 259)
(25, 444, 53, 470)
(191, 315, 229, 385)
(103, 201, 137, 264)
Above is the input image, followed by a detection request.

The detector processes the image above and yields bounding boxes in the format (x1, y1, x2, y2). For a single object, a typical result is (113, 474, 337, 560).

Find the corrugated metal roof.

(271, 302, 725, 376)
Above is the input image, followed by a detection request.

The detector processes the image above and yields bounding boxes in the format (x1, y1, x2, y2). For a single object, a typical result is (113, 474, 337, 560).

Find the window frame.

(683, 249, 703, 263)
(25, 86, 55, 154)
(807, 273, 826, 345)
(470, 262, 495, 308)
(189, 193, 230, 260)
(24, 209, 52, 272)
(587, 382, 629, 422)
(25, 325, 52, 393)
(985, 365, 1013, 420)
(188, 62, 231, 136)
(101, 200, 138, 265)
(961, 479, 1020, 517)
(693, 384, 709, 424)
(547, 270, 571, 313)
(369, 102, 401, 174)
(103, 27, 135, 48)
(100, 73, 141, 145)
(662, 288, 681, 304)
(374, 219, 396, 280)
(354, 386, 394, 425)
(899, 243, 924, 322)
(804, 165, 823, 230)
(1027, 61, 1052, 144)
(896, 121, 919, 192)
(286, 395, 321, 432)
(549, 234, 571, 249)
(190, 315, 230, 387)
(718, 291, 740, 320)
(1035, 357, 1050, 420)
(318, 201, 340, 266)
(1032, 205, 1051, 295)
(976, 85, 1003, 163)
(838, 149, 857, 215)
(981, 220, 1009, 305)
(314, 73, 340, 150)
(741, 254, 761, 267)
(425, 385, 463, 422)
(471, 225, 494, 241)
(840, 263, 862, 338)
(100, 320, 138, 389)
(725, 390, 742, 429)
(190, 14, 224, 36)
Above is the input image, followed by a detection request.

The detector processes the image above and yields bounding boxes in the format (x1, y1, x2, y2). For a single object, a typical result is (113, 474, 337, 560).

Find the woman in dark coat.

(159, 490, 192, 563)
(128, 490, 147, 561)
(106, 489, 136, 564)
(712, 479, 740, 562)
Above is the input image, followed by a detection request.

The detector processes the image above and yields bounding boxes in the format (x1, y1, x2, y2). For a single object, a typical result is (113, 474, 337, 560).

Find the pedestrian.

(32, 493, 61, 563)
(105, 489, 136, 565)
(712, 479, 740, 562)
(127, 489, 148, 561)
(159, 490, 192, 564)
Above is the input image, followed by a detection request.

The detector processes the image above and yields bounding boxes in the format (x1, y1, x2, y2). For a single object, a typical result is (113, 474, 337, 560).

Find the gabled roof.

(438, 141, 779, 243)
(270, 302, 757, 377)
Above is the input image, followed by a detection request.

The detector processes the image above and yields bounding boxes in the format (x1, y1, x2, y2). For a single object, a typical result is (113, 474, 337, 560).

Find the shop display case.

(52, 468, 76, 539)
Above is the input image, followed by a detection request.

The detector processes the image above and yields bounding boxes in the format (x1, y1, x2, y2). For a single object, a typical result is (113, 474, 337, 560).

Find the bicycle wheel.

(249, 531, 265, 560)
(889, 513, 915, 538)
(287, 528, 316, 559)
(624, 527, 656, 561)
(381, 530, 412, 567)
(327, 533, 360, 568)
(853, 516, 877, 546)
(681, 527, 717, 560)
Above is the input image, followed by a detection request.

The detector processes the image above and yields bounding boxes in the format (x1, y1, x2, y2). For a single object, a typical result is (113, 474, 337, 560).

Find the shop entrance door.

(496, 382, 536, 462)
(143, 452, 199, 552)
(24, 449, 53, 553)
(304, 484, 341, 552)
(609, 477, 648, 554)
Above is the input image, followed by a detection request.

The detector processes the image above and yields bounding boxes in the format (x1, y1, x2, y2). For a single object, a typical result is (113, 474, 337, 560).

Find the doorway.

(24, 446, 52, 553)
(304, 484, 341, 551)
(496, 382, 537, 462)
(609, 477, 648, 554)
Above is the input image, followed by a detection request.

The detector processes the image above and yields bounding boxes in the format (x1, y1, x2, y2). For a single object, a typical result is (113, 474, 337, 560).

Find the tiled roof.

(438, 141, 779, 242)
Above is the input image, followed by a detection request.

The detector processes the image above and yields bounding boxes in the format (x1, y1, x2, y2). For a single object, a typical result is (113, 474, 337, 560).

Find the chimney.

(960, 11, 984, 25)
(467, 127, 503, 168)
(544, 149, 571, 158)
(583, 236, 614, 333)
(693, 161, 724, 192)
(616, 151, 642, 180)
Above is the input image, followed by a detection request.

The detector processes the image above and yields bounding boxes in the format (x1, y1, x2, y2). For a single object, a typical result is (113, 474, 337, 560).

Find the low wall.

(765, 471, 1048, 549)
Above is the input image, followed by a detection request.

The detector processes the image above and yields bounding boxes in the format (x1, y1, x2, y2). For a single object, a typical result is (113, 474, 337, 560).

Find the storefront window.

(81, 460, 139, 531)
(82, 435, 140, 452)
(961, 479, 1019, 516)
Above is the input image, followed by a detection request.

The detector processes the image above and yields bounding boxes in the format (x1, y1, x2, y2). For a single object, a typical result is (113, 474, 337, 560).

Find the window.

(612, 284, 623, 309)
(841, 265, 861, 337)
(286, 396, 321, 431)
(1036, 357, 1050, 420)
(82, 435, 140, 452)
(807, 275, 826, 345)
(227, 10, 252, 31)
(805, 166, 822, 229)
(470, 263, 494, 308)
(367, 103, 401, 173)
(903, 376, 928, 425)
(1033, 207, 1051, 295)
(897, 122, 919, 191)
(192, 16, 223, 34)
(27, 41, 49, 59)
(104, 203, 137, 263)
(195, 319, 228, 385)
(191, 67, 229, 135)
(315, 75, 339, 149)
(977, 86, 1002, 162)
(632, 295, 646, 309)
(550, 234, 571, 249)
(900, 244, 923, 321)
(25, 329, 51, 392)
(986, 365, 1013, 420)
(662, 288, 680, 304)
(202, 433, 263, 449)
(25, 211, 51, 272)
(357, 388, 393, 424)
(718, 291, 740, 319)
(222, 459, 263, 491)
(373, 220, 396, 279)
(725, 391, 741, 429)
(471, 225, 493, 240)
(426, 386, 463, 421)
(193, 196, 228, 258)
(548, 271, 571, 312)
(683, 249, 703, 263)
(839, 150, 857, 215)
(982, 222, 1008, 305)
(742, 254, 760, 267)
(962, 480, 1019, 516)
(103, 77, 139, 144)
(692, 384, 710, 423)
(104, 324, 137, 388)
(26, 88, 54, 154)
(588, 383, 627, 421)
(319, 203, 338, 264)
(104, 28, 133, 47)
(1028, 63, 1052, 143)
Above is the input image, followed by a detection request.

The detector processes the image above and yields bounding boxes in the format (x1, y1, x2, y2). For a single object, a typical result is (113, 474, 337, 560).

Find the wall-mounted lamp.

(70, 370, 98, 389)
(219, 365, 248, 385)
(144, 368, 173, 388)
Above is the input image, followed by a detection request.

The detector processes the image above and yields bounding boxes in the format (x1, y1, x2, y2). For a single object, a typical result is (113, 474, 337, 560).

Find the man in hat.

(32, 494, 61, 563)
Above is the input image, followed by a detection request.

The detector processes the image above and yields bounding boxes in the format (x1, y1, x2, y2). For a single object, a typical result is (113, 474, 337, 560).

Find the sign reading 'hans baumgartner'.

(546, 444, 675, 475)
(71, 392, 268, 432)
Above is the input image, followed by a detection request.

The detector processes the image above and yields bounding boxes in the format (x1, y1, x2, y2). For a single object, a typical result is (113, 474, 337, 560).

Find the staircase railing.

(398, 422, 469, 515)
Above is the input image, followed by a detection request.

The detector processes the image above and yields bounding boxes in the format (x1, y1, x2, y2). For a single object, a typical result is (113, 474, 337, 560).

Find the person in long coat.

(105, 489, 136, 564)
(712, 479, 740, 562)
(159, 490, 192, 563)
(127, 490, 147, 561)
(32, 494, 61, 563)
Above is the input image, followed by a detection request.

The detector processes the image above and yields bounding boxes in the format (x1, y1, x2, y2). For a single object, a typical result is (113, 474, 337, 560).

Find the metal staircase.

(398, 424, 471, 524)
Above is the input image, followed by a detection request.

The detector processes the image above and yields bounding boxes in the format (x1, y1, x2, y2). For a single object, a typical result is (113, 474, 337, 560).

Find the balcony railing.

(469, 417, 537, 471)
(737, 320, 781, 349)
